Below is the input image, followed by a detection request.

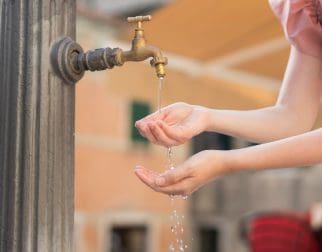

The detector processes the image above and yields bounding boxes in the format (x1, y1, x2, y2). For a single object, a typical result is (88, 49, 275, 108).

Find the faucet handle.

(127, 15, 152, 29)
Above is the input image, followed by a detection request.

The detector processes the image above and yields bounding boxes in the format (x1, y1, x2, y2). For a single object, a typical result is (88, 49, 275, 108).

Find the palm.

(135, 102, 208, 146)
(162, 104, 205, 138)
(134, 150, 225, 196)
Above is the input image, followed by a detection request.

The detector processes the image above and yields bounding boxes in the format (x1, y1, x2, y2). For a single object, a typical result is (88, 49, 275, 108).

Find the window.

(192, 132, 232, 154)
(111, 225, 147, 252)
(199, 227, 219, 252)
(130, 101, 150, 144)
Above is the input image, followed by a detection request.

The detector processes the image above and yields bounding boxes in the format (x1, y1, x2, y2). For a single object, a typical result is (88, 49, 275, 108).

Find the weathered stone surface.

(0, 1, 76, 251)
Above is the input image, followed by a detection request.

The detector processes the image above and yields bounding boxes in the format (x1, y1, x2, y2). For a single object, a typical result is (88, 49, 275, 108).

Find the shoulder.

(269, 0, 322, 59)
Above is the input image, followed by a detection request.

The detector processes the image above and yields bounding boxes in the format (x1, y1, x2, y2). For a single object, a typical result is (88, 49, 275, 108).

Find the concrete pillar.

(0, 0, 76, 251)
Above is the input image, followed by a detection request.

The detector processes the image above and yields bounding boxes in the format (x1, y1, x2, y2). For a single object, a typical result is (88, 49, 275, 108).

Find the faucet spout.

(118, 15, 168, 78)
(119, 45, 168, 78)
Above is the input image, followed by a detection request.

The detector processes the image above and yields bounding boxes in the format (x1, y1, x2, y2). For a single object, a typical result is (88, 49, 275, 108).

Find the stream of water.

(157, 77, 189, 252)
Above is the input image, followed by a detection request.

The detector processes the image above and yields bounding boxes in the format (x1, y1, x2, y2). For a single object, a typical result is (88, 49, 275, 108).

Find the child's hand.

(134, 150, 227, 196)
(135, 102, 209, 147)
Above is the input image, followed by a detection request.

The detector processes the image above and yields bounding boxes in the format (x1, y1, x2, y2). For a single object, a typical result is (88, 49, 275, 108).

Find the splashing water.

(169, 195, 189, 252)
(157, 77, 189, 252)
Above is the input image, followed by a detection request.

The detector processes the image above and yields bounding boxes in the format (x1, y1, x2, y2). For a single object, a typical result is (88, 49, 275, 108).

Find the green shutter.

(130, 101, 150, 143)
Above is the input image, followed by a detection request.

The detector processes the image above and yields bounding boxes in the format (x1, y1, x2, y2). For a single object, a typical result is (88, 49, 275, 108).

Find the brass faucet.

(118, 15, 168, 78)
(50, 15, 168, 85)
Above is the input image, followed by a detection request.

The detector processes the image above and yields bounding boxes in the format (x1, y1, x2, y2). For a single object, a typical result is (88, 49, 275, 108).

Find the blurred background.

(74, 0, 322, 251)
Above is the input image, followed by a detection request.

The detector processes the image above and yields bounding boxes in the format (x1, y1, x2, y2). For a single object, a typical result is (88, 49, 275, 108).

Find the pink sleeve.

(269, 0, 322, 59)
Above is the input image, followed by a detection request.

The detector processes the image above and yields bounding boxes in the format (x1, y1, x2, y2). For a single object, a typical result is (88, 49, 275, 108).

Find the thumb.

(155, 166, 188, 187)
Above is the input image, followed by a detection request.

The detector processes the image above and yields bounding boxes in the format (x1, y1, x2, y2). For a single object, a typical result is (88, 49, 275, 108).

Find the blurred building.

(74, 1, 322, 252)
(78, 0, 172, 17)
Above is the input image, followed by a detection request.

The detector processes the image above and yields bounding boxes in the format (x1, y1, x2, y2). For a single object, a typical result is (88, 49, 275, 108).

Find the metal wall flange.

(51, 37, 85, 85)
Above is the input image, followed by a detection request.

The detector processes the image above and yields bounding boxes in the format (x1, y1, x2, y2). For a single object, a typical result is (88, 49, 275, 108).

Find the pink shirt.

(269, 0, 322, 58)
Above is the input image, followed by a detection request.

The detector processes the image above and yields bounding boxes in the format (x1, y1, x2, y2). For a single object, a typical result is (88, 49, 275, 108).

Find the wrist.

(202, 150, 234, 178)
(203, 107, 219, 132)
(193, 105, 213, 132)
(223, 148, 246, 174)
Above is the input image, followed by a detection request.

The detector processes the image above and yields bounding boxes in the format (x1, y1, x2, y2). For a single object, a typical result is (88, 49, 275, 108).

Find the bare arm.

(228, 128, 322, 171)
(135, 127, 322, 196)
(136, 47, 322, 146)
(135, 47, 322, 196)
(206, 46, 322, 143)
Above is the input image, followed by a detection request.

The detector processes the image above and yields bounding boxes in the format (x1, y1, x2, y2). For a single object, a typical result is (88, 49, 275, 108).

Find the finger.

(155, 179, 193, 196)
(147, 122, 177, 147)
(135, 165, 160, 179)
(136, 110, 166, 125)
(134, 166, 161, 191)
(155, 166, 191, 187)
(137, 128, 146, 138)
(135, 121, 152, 136)
(136, 122, 158, 143)
(157, 121, 189, 144)
(135, 166, 192, 196)
(135, 122, 148, 138)
(134, 120, 145, 132)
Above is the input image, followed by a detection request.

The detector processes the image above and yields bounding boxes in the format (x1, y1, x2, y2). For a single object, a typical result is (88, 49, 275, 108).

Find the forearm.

(204, 48, 321, 143)
(225, 127, 322, 173)
(205, 105, 310, 143)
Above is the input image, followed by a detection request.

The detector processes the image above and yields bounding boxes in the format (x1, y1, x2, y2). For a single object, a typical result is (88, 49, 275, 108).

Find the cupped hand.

(134, 150, 227, 196)
(135, 102, 209, 147)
